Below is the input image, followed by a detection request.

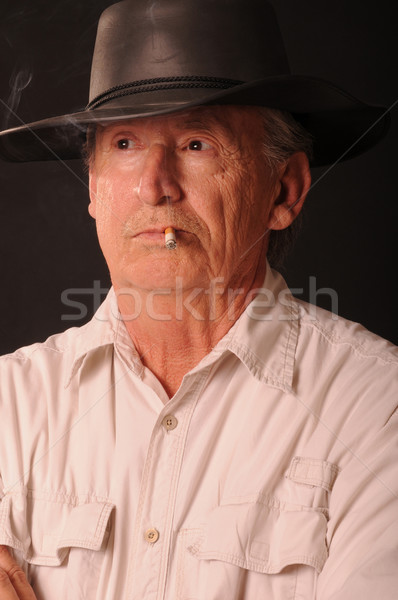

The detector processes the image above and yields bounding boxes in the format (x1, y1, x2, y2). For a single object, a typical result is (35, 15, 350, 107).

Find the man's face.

(89, 105, 280, 293)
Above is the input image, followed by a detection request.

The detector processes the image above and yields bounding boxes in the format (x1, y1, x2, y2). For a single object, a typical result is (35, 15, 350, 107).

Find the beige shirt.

(0, 267, 397, 600)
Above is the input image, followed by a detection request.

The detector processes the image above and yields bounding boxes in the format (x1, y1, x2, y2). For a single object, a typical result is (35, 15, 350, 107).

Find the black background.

(0, 0, 397, 354)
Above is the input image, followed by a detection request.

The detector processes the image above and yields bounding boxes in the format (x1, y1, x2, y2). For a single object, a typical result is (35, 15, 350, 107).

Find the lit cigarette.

(165, 227, 177, 250)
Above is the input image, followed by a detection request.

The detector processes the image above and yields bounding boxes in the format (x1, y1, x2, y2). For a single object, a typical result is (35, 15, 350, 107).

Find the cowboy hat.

(0, 0, 390, 166)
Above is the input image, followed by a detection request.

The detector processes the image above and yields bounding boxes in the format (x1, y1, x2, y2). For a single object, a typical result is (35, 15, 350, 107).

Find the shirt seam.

(302, 319, 398, 366)
(2, 488, 115, 506)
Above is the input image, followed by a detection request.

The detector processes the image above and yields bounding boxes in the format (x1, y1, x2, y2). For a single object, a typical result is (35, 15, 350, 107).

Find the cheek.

(211, 169, 252, 234)
(213, 165, 275, 257)
(185, 164, 244, 249)
(94, 171, 133, 226)
(92, 181, 130, 261)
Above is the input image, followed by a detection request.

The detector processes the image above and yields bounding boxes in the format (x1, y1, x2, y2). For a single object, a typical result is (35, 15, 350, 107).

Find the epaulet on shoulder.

(0, 323, 88, 363)
(297, 299, 398, 366)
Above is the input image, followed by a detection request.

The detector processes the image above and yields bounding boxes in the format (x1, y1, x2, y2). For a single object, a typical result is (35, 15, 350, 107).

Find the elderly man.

(0, 0, 397, 599)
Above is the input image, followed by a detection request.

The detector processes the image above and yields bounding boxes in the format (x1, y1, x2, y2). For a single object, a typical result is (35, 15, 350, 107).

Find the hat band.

(87, 76, 244, 109)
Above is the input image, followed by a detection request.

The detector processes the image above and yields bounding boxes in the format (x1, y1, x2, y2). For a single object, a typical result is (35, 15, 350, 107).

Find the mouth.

(133, 227, 183, 243)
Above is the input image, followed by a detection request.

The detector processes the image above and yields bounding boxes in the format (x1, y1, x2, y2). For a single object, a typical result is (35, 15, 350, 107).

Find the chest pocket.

(176, 501, 328, 600)
(175, 456, 336, 600)
(0, 489, 114, 600)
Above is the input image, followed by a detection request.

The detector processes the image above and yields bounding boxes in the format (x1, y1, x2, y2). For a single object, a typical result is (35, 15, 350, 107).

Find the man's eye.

(116, 138, 134, 150)
(187, 140, 212, 151)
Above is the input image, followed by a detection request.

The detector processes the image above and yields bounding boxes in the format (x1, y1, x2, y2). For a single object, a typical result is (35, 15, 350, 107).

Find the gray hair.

(83, 124, 96, 171)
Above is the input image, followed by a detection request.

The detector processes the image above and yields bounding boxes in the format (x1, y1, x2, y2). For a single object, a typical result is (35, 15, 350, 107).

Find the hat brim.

(0, 75, 390, 166)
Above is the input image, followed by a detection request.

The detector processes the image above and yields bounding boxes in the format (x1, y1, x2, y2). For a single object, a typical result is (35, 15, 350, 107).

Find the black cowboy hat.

(0, 0, 390, 166)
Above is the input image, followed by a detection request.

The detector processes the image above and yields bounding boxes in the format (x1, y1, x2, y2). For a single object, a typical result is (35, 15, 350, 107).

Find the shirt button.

(144, 528, 159, 543)
(162, 415, 178, 431)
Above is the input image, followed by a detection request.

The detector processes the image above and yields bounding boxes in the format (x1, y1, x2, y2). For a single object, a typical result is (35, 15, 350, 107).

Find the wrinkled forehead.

(94, 104, 263, 140)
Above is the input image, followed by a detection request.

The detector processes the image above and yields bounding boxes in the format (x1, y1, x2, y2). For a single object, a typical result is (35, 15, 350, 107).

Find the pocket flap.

(0, 490, 114, 566)
(286, 456, 340, 491)
(189, 500, 328, 574)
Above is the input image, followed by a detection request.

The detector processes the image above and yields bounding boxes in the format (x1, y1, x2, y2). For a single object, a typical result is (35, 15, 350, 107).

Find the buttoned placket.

(126, 366, 212, 600)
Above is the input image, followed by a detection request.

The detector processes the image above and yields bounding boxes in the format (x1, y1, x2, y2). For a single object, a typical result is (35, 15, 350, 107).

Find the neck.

(114, 266, 267, 398)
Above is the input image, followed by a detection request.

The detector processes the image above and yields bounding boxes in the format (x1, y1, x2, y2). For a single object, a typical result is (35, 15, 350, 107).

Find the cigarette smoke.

(3, 67, 33, 128)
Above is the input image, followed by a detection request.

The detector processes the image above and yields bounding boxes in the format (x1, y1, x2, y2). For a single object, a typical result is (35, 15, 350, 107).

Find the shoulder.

(0, 320, 99, 396)
(1, 322, 87, 366)
(0, 288, 118, 381)
(291, 299, 397, 429)
(296, 298, 398, 366)
(1, 325, 79, 360)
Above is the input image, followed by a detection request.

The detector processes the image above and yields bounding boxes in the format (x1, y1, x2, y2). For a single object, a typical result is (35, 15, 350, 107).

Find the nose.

(136, 143, 182, 206)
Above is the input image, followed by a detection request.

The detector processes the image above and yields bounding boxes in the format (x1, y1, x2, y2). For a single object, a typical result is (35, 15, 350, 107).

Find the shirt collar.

(189, 265, 300, 392)
(65, 265, 299, 392)
(65, 288, 122, 387)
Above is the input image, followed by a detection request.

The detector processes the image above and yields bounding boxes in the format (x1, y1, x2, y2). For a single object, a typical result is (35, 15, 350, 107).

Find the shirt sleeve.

(316, 409, 398, 599)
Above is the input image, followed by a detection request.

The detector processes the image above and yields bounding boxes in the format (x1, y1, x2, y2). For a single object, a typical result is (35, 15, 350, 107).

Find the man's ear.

(267, 152, 311, 231)
(88, 169, 97, 219)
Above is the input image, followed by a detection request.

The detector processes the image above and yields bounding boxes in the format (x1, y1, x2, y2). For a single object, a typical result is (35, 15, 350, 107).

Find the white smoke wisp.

(3, 67, 33, 128)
